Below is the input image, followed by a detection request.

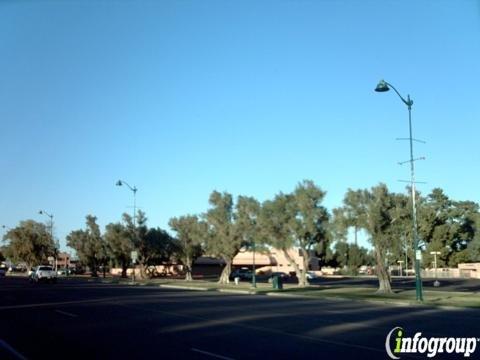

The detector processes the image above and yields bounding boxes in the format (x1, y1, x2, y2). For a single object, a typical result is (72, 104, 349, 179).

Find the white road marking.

(55, 309, 78, 318)
(0, 339, 28, 360)
(191, 348, 235, 360)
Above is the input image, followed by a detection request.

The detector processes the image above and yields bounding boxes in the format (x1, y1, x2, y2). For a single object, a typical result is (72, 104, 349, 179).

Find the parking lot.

(1, 276, 479, 359)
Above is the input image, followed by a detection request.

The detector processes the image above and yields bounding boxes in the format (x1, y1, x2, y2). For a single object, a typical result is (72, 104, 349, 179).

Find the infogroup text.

(385, 327, 479, 359)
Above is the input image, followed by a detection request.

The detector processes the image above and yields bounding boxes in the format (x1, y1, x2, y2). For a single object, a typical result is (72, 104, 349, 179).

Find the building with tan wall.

(232, 248, 320, 274)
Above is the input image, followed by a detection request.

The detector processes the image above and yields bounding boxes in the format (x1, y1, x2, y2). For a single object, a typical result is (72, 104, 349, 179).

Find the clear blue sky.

(1, 1, 479, 251)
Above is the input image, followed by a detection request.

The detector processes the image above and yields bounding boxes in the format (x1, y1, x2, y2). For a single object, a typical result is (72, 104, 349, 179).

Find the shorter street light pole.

(116, 180, 138, 283)
(252, 240, 256, 288)
(39, 210, 56, 271)
(397, 260, 404, 277)
(430, 251, 441, 287)
(116, 180, 138, 227)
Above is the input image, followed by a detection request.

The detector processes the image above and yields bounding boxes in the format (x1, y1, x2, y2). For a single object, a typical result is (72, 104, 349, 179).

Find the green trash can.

(277, 275, 283, 290)
(271, 275, 278, 289)
(272, 275, 283, 290)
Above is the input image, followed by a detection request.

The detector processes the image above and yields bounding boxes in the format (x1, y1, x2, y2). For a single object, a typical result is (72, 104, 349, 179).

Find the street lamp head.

(116, 180, 123, 187)
(375, 79, 390, 92)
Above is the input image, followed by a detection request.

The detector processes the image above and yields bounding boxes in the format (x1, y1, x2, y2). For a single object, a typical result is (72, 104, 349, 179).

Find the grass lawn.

(279, 286, 480, 308)
(104, 276, 480, 308)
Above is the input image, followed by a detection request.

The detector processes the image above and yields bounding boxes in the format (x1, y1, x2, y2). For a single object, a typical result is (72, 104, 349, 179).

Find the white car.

(29, 266, 57, 283)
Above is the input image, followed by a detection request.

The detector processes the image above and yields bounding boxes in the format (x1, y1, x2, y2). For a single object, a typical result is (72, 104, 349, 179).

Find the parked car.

(358, 266, 374, 275)
(306, 271, 319, 280)
(0, 266, 7, 277)
(29, 266, 57, 283)
(57, 268, 71, 276)
(230, 268, 253, 281)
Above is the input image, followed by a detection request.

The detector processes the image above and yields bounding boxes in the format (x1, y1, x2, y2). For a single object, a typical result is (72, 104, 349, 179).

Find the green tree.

(235, 196, 262, 250)
(104, 221, 132, 278)
(66, 215, 105, 277)
(205, 191, 243, 284)
(260, 180, 329, 287)
(335, 184, 398, 294)
(260, 193, 299, 276)
(418, 189, 479, 267)
(327, 242, 372, 271)
(332, 241, 350, 268)
(467, 213, 480, 262)
(169, 215, 206, 281)
(288, 180, 330, 286)
(123, 211, 178, 279)
(2, 220, 55, 269)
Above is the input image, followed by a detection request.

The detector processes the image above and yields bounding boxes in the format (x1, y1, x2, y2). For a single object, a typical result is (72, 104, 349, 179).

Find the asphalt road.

(1, 277, 479, 360)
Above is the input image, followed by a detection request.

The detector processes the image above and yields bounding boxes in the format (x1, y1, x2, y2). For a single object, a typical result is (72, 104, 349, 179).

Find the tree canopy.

(2, 220, 55, 269)
(169, 215, 206, 281)
(66, 215, 107, 277)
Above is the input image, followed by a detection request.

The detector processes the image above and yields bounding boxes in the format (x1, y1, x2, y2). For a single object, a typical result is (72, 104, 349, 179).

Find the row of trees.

(67, 213, 177, 278)
(2, 180, 479, 294)
(169, 181, 480, 292)
(168, 180, 330, 287)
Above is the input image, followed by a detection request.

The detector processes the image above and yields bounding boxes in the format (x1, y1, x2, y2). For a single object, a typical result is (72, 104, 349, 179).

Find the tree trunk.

(218, 258, 231, 284)
(185, 265, 193, 281)
(374, 246, 392, 294)
(121, 260, 128, 278)
(184, 255, 193, 281)
(90, 258, 98, 277)
(138, 263, 147, 280)
(299, 248, 310, 287)
(282, 249, 305, 287)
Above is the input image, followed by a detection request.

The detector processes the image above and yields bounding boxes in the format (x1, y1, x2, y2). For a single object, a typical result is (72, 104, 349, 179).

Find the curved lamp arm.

(116, 180, 137, 194)
(375, 80, 413, 108)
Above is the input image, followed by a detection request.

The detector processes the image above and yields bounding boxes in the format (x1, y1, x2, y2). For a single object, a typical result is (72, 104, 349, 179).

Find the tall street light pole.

(375, 79, 424, 302)
(39, 210, 56, 272)
(116, 180, 138, 282)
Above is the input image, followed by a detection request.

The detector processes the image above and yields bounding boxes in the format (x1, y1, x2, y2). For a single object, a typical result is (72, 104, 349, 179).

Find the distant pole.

(252, 240, 256, 288)
(397, 260, 404, 277)
(39, 210, 56, 271)
(404, 235, 408, 276)
(116, 180, 137, 227)
(430, 251, 441, 286)
(375, 79, 425, 302)
(116, 180, 138, 282)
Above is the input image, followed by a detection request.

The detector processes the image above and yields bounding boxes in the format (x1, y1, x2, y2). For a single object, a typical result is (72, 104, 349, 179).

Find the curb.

(159, 284, 212, 291)
(217, 289, 257, 295)
(265, 292, 310, 299)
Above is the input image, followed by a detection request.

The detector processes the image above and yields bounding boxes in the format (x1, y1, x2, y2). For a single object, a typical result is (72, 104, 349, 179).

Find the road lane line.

(191, 348, 235, 360)
(55, 309, 78, 318)
(0, 339, 28, 360)
(0, 297, 121, 311)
